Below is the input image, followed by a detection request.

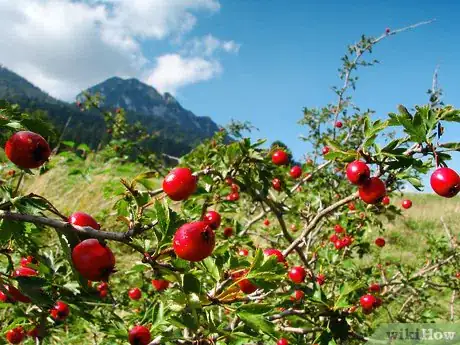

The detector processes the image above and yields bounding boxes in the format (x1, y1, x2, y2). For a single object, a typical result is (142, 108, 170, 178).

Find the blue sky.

(1, 0, 460, 190)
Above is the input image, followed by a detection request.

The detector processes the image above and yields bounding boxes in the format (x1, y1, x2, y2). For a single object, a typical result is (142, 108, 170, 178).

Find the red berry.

(20, 256, 37, 268)
(368, 283, 381, 293)
(50, 301, 70, 321)
(341, 236, 353, 247)
(346, 161, 371, 185)
(455, 272, 460, 279)
(288, 266, 306, 284)
(334, 239, 344, 250)
(263, 249, 286, 263)
(277, 338, 289, 345)
(334, 224, 344, 233)
(5, 326, 25, 344)
(13, 267, 37, 277)
(329, 234, 339, 242)
(0, 291, 6, 302)
(335, 121, 343, 128)
(238, 249, 249, 256)
(375, 237, 386, 248)
(152, 279, 169, 292)
(359, 177, 386, 204)
(225, 177, 233, 185)
(68, 212, 100, 230)
(99, 289, 108, 298)
(97, 282, 108, 292)
(322, 146, 330, 155)
(348, 202, 356, 211)
(223, 227, 233, 238)
(203, 210, 221, 230)
(402, 199, 412, 209)
(5, 131, 51, 169)
(128, 288, 142, 300)
(173, 221, 215, 262)
(316, 274, 326, 285)
(430, 167, 460, 198)
(238, 278, 258, 294)
(289, 166, 302, 179)
(272, 178, 282, 191)
(226, 192, 239, 201)
(382, 196, 390, 205)
(128, 326, 151, 345)
(72, 239, 115, 281)
(263, 219, 270, 226)
(294, 290, 304, 301)
(27, 328, 39, 339)
(272, 150, 289, 165)
(162, 167, 197, 201)
(2, 285, 30, 303)
(360, 294, 376, 310)
(290, 224, 297, 232)
(230, 183, 239, 193)
(374, 297, 383, 308)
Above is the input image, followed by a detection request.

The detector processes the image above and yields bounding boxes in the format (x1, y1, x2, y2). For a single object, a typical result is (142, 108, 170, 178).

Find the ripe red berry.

(346, 161, 370, 185)
(456, 272, 460, 279)
(27, 327, 39, 339)
(152, 279, 169, 292)
(238, 278, 258, 294)
(277, 338, 289, 345)
(382, 196, 390, 205)
(68, 212, 100, 230)
(430, 167, 460, 198)
(203, 210, 221, 230)
(359, 177, 386, 204)
(373, 297, 383, 308)
(238, 248, 249, 256)
(128, 326, 151, 345)
(5, 326, 25, 344)
(368, 283, 381, 293)
(225, 177, 233, 185)
(99, 289, 108, 298)
(162, 167, 197, 201)
(223, 227, 233, 238)
(226, 192, 240, 201)
(272, 150, 289, 165)
(334, 239, 344, 250)
(402, 199, 412, 209)
(13, 267, 37, 277)
(360, 294, 377, 310)
(72, 239, 115, 281)
(1, 285, 30, 303)
(334, 224, 344, 233)
(0, 291, 6, 303)
(5, 131, 51, 169)
(348, 202, 356, 211)
(289, 166, 302, 179)
(316, 274, 326, 286)
(97, 282, 108, 292)
(335, 121, 343, 128)
(322, 146, 330, 155)
(341, 236, 353, 247)
(290, 224, 297, 232)
(263, 219, 270, 226)
(50, 301, 70, 321)
(128, 288, 142, 300)
(288, 266, 306, 284)
(375, 237, 386, 248)
(263, 249, 286, 263)
(20, 256, 37, 268)
(272, 178, 282, 191)
(293, 290, 304, 301)
(329, 234, 339, 242)
(230, 183, 239, 193)
(173, 221, 215, 262)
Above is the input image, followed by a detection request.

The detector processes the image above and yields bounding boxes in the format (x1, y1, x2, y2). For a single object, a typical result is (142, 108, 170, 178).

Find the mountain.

(0, 66, 222, 156)
(76, 76, 220, 142)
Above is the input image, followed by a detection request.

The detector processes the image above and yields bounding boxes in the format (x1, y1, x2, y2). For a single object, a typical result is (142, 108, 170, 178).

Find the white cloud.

(146, 54, 222, 94)
(0, 0, 231, 101)
(182, 34, 241, 57)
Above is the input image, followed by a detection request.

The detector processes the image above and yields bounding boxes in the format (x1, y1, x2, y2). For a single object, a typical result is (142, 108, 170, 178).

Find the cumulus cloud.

(0, 0, 234, 100)
(182, 34, 241, 57)
(146, 54, 222, 94)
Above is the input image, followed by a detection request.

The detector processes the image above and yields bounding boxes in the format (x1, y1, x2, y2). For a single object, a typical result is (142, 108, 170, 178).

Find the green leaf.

(237, 311, 277, 336)
(154, 200, 170, 238)
(237, 303, 271, 314)
(201, 257, 221, 281)
(183, 273, 201, 294)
